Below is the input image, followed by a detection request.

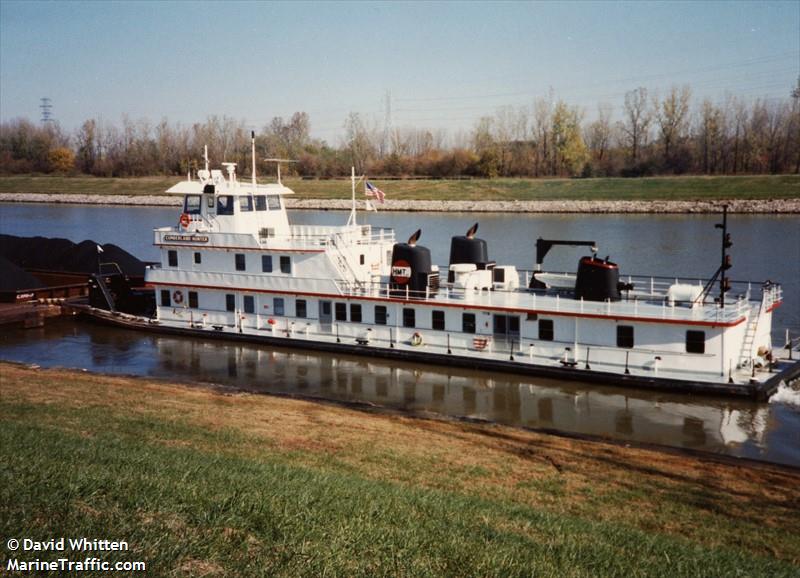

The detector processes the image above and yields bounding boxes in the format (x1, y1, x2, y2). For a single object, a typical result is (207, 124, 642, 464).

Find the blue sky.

(1, 0, 798, 143)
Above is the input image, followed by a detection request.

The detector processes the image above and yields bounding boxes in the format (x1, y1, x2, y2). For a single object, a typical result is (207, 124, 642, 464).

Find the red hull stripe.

(155, 244, 324, 253)
(146, 281, 747, 328)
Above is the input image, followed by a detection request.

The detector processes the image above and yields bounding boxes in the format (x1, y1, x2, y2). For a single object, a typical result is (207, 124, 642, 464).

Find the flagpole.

(347, 166, 357, 226)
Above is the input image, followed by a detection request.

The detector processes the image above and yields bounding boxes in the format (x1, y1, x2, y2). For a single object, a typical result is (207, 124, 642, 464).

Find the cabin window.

(262, 255, 273, 273)
(206, 195, 215, 208)
(350, 304, 362, 323)
(375, 305, 387, 325)
(194, 252, 201, 264)
(267, 195, 281, 210)
(255, 195, 267, 211)
(280, 256, 291, 274)
(462, 313, 476, 334)
(273, 298, 285, 316)
(239, 196, 253, 212)
(686, 330, 706, 354)
(335, 302, 347, 321)
(296, 299, 307, 318)
(225, 294, 235, 312)
(617, 325, 634, 348)
(403, 308, 416, 328)
(160, 289, 171, 307)
(168, 250, 178, 267)
(494, 314, 520, 337)
(188, 291, 198, 308)
(184, 195, 202, 214)
(539, 319, 554, 341)
(432, 310, 445, 331)
(235, 254, 246, 271)
(243, 295, 255, 314)
(217, 195, 234, 215)
(360, 254, 365, 265)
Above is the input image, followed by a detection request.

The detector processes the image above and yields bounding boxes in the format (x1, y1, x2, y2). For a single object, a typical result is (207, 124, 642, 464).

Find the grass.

(0, 173, 798, 201)
(2, 362, 799, 576)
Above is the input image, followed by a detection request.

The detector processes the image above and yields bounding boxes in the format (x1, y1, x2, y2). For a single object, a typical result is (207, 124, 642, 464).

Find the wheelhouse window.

(255, 195, 267, 211)
(335, 302, 347, 321)
(686, 330, 706, 354)
(226, 294, 235, 312)
(350, 304, 362, 323)
(375, 305, 387, 325)
(261, 255, 273, 272)
(432, 310, 445, 331)
(168, 250, 178, 267)
(539, 319, 554, 341)
(403, 308, 416, 328)
(194, 252, 201, 264)
(188, 291, 199, 308)
(267, 195, 281, 210)
(239, 196, 253, 212)
(160, 289, 171, 307)
(273, 298, 285, 316)
(217, 195, 234, 215)
(235, 254, 246, 271)
(295, 299, 307, 318)
(617, 325, 634, 348)
(184, 195, 202, 214)
(243, 295, 255, 314)
(280, 256, 291, 274)
(462, 313, 476, 334)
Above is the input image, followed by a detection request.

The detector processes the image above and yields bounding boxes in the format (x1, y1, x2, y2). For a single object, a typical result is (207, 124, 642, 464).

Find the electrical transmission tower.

(40, 97, 54, 124)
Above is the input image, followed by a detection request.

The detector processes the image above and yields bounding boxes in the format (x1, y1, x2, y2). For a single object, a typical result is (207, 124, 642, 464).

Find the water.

(1, 203, 799, 466)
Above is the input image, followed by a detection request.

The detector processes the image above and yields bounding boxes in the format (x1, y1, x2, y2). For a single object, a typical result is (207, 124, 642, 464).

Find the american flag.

(365, 180, 386, 204)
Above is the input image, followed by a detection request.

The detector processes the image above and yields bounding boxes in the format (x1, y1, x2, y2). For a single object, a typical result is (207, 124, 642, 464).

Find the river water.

(1, 203, 799, 465)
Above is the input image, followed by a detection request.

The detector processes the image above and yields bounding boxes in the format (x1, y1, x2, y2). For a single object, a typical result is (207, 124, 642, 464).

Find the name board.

(163, 234, 209, 243)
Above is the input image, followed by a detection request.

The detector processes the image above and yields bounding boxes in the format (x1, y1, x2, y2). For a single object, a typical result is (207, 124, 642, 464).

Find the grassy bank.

(1, 173, 798, 201)
(2, 363, 799, 576)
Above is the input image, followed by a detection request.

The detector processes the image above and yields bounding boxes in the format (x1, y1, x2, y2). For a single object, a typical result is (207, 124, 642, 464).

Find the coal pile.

(0, 255, 46, 291)
(0, 234, 146, 277)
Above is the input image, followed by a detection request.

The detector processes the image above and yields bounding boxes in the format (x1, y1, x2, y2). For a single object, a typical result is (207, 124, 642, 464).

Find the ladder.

(737, 301, 762, 369)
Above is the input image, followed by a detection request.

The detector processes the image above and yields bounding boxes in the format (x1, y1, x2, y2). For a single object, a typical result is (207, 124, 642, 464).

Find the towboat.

(84, 140, 800, 400)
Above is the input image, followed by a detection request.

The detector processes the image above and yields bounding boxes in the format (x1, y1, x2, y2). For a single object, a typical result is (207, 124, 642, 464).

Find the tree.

(48, 147, 75, 173)
(621, 87, 652, 163)
(654, 86, 691, 171)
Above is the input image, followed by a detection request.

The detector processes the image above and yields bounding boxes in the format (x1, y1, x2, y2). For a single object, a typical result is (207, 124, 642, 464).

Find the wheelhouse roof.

(165, 181, 294, 196)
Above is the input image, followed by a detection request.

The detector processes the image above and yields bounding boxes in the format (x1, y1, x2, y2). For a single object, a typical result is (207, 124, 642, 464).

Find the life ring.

(179, 213, 191, 228)
(410, 332, 423, 347)
(173, 290, 184, 304)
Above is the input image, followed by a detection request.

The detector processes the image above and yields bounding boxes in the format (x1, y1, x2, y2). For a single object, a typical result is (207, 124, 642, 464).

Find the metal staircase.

(738, 301, 762, 369)
(327, 233, 364, 292)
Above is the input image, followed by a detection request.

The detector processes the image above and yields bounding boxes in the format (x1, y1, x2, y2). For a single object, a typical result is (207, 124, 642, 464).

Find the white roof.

(165, 181, 294, 196)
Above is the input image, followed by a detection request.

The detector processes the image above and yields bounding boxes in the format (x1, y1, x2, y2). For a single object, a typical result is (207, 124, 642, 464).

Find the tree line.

(1, 84, 798, 179)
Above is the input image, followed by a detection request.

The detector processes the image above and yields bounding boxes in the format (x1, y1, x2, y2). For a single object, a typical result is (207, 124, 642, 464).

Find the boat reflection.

(154, 336, 771, 452)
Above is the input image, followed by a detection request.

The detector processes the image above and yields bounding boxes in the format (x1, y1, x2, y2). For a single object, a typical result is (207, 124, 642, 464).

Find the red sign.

(391, 259, 412, 284)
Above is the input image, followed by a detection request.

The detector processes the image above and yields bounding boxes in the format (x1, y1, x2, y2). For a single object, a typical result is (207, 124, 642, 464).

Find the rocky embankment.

(1, 193, 798, 213)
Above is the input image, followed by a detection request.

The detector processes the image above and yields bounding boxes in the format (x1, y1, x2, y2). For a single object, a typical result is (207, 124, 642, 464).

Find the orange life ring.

(173, 290, 184, 304)
(179, 213, 191, 228)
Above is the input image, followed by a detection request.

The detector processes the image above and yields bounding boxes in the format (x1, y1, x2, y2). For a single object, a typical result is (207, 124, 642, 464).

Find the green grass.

(2, 364, 799, 576)
(1, 173, 798, 201)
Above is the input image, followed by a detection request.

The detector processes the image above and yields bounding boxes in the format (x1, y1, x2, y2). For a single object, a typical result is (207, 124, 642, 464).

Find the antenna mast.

(251, 131, 257, 190)
(203, 145, 209, 172)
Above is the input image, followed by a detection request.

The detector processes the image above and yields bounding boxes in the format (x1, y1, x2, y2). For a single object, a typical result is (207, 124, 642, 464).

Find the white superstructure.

(144, 158, 791, 398)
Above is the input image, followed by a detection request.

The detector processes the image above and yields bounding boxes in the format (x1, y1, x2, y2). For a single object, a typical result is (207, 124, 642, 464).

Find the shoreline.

(1, 192, 799, 213)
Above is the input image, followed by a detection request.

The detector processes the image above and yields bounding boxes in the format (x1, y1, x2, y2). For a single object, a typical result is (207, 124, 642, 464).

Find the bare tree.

(654, 85, 691, 171)
(621, 87, 652, 163)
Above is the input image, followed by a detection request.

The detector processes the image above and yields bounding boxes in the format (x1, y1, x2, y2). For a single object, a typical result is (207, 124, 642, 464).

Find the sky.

(1, 0, 798, 144)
